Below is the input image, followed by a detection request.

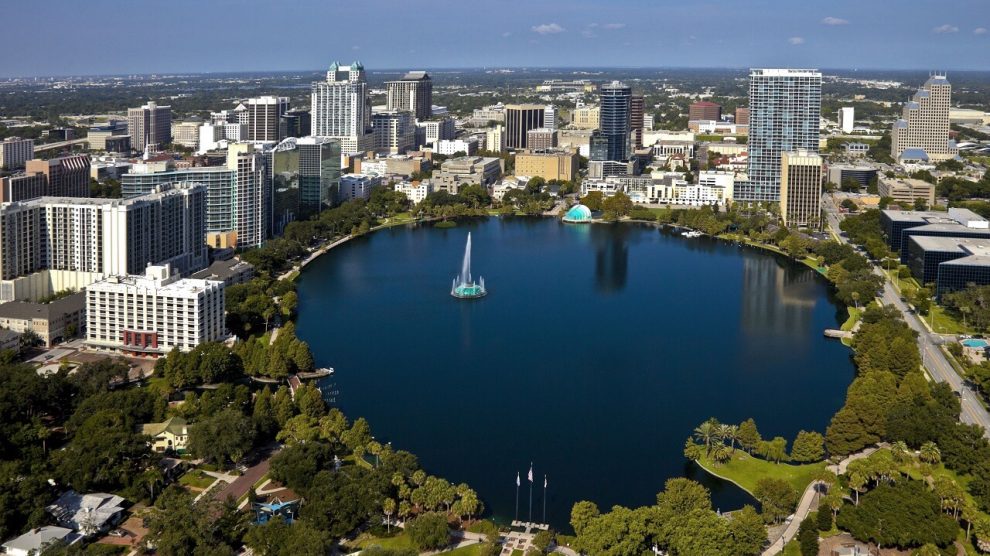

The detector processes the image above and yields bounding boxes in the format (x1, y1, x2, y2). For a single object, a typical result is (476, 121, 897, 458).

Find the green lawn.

(781, 540, 801, 556)
(445, 544, 487, 555)
(884, 269, 970, 334)
(840, 306, 862, 332)
(354, 532, 414, 550)
(178, 470, 216, 490)
(695, 450, 826, 495)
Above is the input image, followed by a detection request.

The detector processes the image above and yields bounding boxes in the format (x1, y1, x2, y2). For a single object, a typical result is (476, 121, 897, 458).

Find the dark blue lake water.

(296, 217, 854, 528)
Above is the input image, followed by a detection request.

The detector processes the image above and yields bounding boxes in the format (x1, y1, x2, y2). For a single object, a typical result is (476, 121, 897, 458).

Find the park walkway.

(761, 446, 880, 556)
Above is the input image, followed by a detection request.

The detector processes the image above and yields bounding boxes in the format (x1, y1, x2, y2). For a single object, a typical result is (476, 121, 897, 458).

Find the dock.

(296, 367, 334, 380)
(824, 329, 853, 340)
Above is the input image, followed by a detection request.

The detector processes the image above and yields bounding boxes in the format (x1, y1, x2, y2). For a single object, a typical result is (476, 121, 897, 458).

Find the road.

(823, 194, 990, 436)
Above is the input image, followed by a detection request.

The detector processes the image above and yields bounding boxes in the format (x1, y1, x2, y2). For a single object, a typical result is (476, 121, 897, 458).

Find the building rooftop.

(882, 208, 985, 225)
(2, 526, 81, 553)
(750, 68, 821, 77)
(190, 259, 254, 283)
(142, 416, 188, 437)
(92, 265, 221, 296)
(899, 148, 930, 161)
(909, 235, 990, 254)
(0, 292, 86, 322)
(47, 491, 127, 535)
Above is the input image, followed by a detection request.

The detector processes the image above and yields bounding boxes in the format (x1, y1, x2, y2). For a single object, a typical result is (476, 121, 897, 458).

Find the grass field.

(884, 269, 970, 334)
(695, 450, 826, 495)
(840, 306, 863, 332)
(178, 470, 216, 490)
(353, 532, 414, 550)
(781, 540, 801, 556)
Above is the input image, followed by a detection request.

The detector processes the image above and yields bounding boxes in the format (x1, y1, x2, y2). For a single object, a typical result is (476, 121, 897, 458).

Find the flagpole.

(514, 472, 519, 522)
(528, 463, 533, 524)
(543, 475, 547, 524)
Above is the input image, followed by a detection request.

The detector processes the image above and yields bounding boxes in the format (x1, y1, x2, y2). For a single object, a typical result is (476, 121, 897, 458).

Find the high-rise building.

(630, 94, 645, 150)
(172, 122, 201, 149)
(372, 111, 416, 155)
(735, 107, 750, 125)
(0, 137, 34, 169)
(780, 150, 823, 229)
(127, 101, 172, 151)
(0, 183, 207, 301)
(280, 109, 311, 139)
(526, 128, 557, 150)
(311, 61, 374, 154)
(0, 155, 91, 203)
(739, 68, 821, 202)
(415, 117, 456, 148)
(505, 104, 545, 149)
(515, 150, 579, 182)
(246, 96, 290, 142)
(485, 125, 506, 153)
(86, 264, 225, 356)
(571, 105, 600, 129)
(385, 71, 433, 121)
(689, 101, 722, 122)
(838, 107, 855, 134)
(272, 136, 341, 232)
(544, 105, 558, 131)
(597, 81, 632, 164)
(227, 143, 271, 248)
(891, 74, 956, 162)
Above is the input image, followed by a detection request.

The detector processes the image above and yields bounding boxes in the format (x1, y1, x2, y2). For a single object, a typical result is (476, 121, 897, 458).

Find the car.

(44, 354, 53, 360)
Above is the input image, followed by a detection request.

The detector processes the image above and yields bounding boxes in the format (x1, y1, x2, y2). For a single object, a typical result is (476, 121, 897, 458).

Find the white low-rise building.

(394, 181, 433, 204)
(339, 173, 382, 201)
(434, 138, 479, 156)
(85, 264, 225, 356)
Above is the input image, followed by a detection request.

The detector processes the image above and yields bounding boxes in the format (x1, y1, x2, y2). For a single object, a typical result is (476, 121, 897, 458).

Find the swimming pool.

(962, 339, 988, 348)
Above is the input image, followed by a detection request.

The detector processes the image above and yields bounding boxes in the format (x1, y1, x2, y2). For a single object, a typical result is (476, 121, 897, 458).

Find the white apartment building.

(0, 137, 34, 169)
(485, 125, 506, 153)
(838, 107, 855, 134)
(433, 138, 479, 156)
(311, 61, 373, 154)
(227, 143, 271, 248)
(416, 117, 456, 148)
(0, 183, 207, 302)
(340, 173, 381, 201)
(86, 264, 225, 356)
(393, 181, 433, 204)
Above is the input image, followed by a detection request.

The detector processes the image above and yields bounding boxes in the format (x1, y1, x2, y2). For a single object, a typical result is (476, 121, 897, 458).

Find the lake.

(295, 217, 854, 528)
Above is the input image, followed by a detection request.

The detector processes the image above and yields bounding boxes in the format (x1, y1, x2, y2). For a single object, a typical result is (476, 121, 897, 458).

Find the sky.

(1, 0, 988, 77)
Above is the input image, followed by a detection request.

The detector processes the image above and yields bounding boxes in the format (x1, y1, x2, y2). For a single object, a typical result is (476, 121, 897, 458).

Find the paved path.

(761, 447, 878, 556)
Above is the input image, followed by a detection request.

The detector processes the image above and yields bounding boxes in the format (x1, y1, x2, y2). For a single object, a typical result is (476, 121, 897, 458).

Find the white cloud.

(788, 36, 805, 45)
(821, 16, 849, 25)
(603, 23, 626, 30)
(501, 31, 512, 38)
(933, 24, 959, 33)
(975, 27, 988, 35)
(531, 23, 565, 35)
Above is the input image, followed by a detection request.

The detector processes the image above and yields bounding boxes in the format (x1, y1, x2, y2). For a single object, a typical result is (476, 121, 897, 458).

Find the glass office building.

(271, 137, 340, 235)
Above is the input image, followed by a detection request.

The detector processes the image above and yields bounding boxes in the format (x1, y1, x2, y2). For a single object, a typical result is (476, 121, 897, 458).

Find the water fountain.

(451, 232, 487, 299)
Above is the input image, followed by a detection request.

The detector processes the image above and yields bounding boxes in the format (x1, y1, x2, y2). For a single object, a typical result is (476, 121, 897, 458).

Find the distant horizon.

(4, 65, 990, 81)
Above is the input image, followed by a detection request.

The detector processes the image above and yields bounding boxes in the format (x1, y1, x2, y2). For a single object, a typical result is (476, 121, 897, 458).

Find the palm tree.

(720, 424, 739, 453)
(891, 441, 910, 465)
(383, 498, 396, 533)
(849, 472, 867, 506)
(693, 420, 719, 454)
(710, 442, 731, 465)
(851, 291, 861, 309)
(920, 441, 941, 464)
(961, 306, 972, 329)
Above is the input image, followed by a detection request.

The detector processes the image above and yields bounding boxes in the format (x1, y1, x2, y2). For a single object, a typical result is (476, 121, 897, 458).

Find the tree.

(790, 430, 825, 463)
(817, 503, 833, 531)
(729, 505, 768, 555)
(187, 408, 256, 468)
(383, 498, 396, 533)
(601, 191, 633, 221)
(737, 418, 762, 453)
(836, 481, 958, 549)
(694, 419, 720, 453)
(798, 514, 820, 556)
(920, 441, 941, 464)
(753, 478, 798, 524)
(406, 512, 450, 551)
(570, 501, 601, 536)
(580, 191, 604, 211)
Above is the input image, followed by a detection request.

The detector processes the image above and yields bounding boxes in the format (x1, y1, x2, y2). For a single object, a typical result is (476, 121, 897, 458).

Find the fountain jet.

(451, 232, 487, 299)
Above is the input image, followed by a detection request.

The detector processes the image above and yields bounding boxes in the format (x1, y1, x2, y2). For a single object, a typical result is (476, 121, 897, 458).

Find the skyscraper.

(630, 93, 645, 150)
(311, 61, 373, 154)
(385, 71, 433, 121)
(272, 137, 341, 234)
(504, 104, 545, 149)
(780, 150, 823, 230)
(372, 111, 416, 155)
(227, 143, 272, 248)
(838, 107, 855, 134)
(280, 109, 312, 139)
(246, 96, 290, 142)
(127, 101, 172, 151)
(689, 101, 722, 122)
(598, 81, 632, 163)
(739, 68, 821, 202)
(891, 74, 956, 162)
(1, 155, 91, 203)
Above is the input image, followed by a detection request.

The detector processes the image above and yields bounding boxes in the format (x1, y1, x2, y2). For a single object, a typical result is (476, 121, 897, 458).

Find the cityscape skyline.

(1, 0, 988, 78)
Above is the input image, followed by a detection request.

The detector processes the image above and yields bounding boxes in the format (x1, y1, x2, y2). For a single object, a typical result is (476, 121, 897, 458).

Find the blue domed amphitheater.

(563, 204, 593, 223)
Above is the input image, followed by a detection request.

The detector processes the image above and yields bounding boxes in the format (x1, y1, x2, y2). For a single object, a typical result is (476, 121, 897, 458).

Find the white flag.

(528, 464, 533, 483)
(516, 472, 520, 487)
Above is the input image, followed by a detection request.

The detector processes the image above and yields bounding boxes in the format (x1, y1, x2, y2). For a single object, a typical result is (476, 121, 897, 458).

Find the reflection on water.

(740, 255, 818, 340)
(592, 225, 632, 293)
